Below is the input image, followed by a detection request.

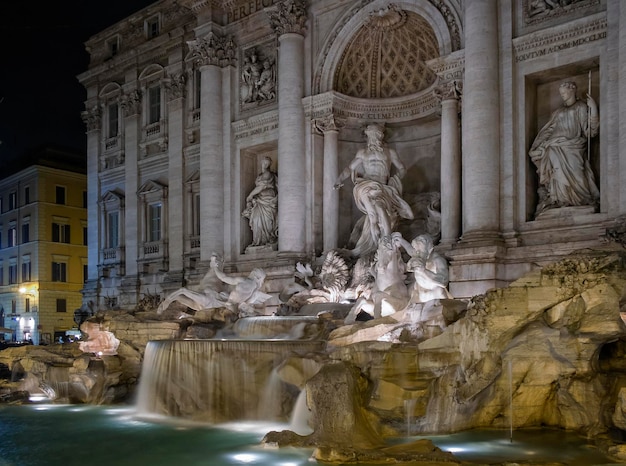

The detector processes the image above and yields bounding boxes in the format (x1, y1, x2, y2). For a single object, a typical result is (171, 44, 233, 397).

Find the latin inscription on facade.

(514, 15, 606, 63)
(227, 0, 278, 23)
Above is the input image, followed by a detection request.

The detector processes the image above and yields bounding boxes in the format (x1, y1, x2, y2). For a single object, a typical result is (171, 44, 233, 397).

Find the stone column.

(315, 115, 343, 251)
(187, 33, 236, 261)
(437, 82, 462, 245)
(269, 0, 308, 254)
(165, 73, 186, 272)
(81, 104, 102, 281)
(120, 90, 142, 277)
(461, 0, 500, 241)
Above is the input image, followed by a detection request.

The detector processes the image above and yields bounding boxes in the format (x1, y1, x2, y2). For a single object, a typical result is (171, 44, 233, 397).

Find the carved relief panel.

(240, 41, 277, 112)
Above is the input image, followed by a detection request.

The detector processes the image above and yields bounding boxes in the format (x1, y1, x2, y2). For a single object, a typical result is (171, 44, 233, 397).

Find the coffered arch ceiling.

(333, 6, 440, 99)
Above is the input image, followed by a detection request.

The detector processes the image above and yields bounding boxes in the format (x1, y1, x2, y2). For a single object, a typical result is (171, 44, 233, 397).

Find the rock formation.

(2, 248, 626, 461)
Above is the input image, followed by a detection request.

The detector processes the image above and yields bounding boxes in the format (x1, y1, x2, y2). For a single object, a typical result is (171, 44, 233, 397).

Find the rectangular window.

(194, 69, 201, 109)
(8, 192, 16, 210)
(148, 85, 161, 124)
(21, 261, 31, 282)
(0, 266, 3, 285)
(83, 226, 88, 246)
(107, 37, 119, 57)
(193, 193, 201, 236)
(24, 187, 30, 204)
(146, 16, 160, 38)
(56, 186, 66, 205)
(108, 102, 119, 138)
(25, 298, 30, 313)
(107, 212, 119, 248)
(149, 203, 161, 242)
(83, 264, 88, 283)
(56, 299, 67, 313)
(11, 299, 16, 313)
(8, 263, 17, 284)
(52, 223, 70, 243)
(8, 227, 16, 247)
(21, 223, 29, 243)
(52, 262, 67, 282)
(83, 191, 87, 208)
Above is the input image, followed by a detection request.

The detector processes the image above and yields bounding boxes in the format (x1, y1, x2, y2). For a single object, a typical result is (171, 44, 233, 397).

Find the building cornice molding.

(304, 90, 439, 126)
(513, 12, 606, 63)
(232, 110, 279, 141)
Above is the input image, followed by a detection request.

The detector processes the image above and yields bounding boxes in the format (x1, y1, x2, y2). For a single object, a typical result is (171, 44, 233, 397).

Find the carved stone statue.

(529, 81, 600, 217)
(334, 123, 414, 257)
(157, 254, 271, 318)
(257, 59, 276, 101)
(242, 51, 262, 103)
(345, 233, 409, 323)
(78, 321, 120, 356)
(242, 156, 278, 249)
(397, 233, 451, 303)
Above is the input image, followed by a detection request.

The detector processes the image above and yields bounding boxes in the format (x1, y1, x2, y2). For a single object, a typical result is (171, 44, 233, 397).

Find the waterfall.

(136, 339, 325, 423)
(289, 389, 313, 435)
(232, 316, 322, 339)
(404, 398, 418, 436)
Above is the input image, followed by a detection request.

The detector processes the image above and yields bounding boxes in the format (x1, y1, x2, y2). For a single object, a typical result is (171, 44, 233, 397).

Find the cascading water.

(136, 335, 325, 424)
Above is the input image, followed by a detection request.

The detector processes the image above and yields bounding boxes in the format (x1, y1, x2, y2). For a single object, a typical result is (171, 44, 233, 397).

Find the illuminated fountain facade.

(4, 0, 626, 463)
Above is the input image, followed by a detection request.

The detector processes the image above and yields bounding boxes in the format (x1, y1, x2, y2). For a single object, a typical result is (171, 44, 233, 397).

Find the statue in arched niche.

(334, 123, 414, 256)
(529, 80, 600, 217)
(242, 156, 278, 250)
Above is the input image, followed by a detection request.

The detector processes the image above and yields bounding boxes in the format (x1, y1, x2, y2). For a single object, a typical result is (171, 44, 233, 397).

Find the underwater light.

(231, 453, 258, 463)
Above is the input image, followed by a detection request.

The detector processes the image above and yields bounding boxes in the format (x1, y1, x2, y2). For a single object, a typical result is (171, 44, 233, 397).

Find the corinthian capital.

(434, 80, 463, 102)
(187, 32, 236, 67)
(314, 114, 344, 134)
(268, 0, 308, 36)
(81, 105, 101, 132)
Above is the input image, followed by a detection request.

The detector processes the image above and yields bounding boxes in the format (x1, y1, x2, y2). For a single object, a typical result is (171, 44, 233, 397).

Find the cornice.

(232, 110, 279, 141)
(513, 12, 606, 63)
(304, 90, 439, 126)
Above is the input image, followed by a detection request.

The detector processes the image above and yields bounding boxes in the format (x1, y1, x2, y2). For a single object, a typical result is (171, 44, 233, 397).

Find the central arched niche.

(333, 6, 440, 98)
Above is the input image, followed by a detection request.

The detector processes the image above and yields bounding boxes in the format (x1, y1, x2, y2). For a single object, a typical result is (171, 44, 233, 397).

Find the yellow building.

(0, 147, 87, 345)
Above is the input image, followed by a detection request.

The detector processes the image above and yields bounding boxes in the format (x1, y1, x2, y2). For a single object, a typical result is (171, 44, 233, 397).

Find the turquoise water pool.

(0, 404, 617, 465)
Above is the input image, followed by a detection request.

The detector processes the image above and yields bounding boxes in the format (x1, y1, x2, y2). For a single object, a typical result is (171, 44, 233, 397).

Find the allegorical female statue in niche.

(242, 156, 278, 249)
(529, 81, 600, 217)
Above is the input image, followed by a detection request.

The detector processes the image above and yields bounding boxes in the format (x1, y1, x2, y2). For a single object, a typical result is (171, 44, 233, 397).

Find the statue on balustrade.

(242, 156, 278, 250)
(157, 254, 271, 318)
(529, 81, 600, 217)
(334, 123, 414, 257)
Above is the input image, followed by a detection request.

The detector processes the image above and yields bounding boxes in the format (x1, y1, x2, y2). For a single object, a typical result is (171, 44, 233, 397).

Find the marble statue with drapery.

(242, 156, 278, 250)
(529, 81, 600, 217)
(334, 123, 413, 256)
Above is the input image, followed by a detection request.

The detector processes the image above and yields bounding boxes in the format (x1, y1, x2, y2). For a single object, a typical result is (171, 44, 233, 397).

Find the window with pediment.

(138, 65, 168, 155)
(99, 82, 124, 168)
(138, 180, 168, 265)
(99, 190, 125, 270)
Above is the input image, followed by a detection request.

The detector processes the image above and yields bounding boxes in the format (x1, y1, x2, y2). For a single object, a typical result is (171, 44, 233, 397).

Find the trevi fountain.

(4, 0, 626, 464)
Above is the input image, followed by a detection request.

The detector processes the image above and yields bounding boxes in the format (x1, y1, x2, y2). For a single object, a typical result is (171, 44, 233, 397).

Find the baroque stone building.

(78, 0, 625, 309)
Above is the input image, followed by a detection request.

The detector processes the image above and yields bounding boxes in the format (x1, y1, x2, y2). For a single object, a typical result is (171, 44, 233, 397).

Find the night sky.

(0, 1, 156, 165)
